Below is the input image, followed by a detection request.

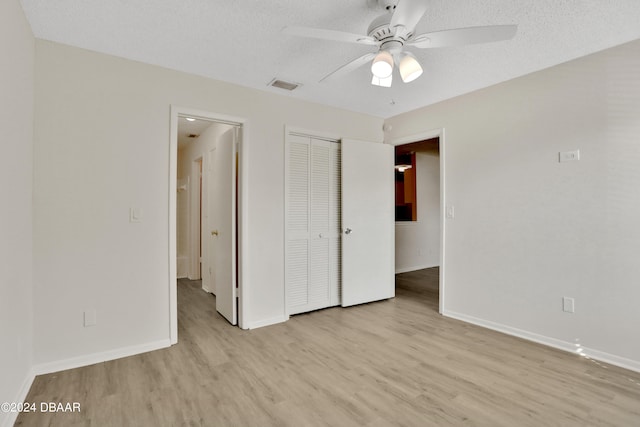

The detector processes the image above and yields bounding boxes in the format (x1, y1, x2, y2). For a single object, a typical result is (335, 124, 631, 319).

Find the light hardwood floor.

(17, 269, 640, 426)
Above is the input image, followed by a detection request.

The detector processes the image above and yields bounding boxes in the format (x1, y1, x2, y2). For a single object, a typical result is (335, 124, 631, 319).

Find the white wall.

(32, 40, 383, 367)
(385, 40, 640, 371)
(395, 152, 440, 272)
(0, 0, 34, 425)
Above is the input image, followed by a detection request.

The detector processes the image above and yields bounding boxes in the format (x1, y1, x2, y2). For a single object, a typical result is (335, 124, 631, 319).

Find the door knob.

(344, 228, 352, 235)
(211, 230, 219, 236)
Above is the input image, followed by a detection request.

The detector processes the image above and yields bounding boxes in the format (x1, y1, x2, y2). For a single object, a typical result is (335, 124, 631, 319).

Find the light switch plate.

(559, 150, 580, 162)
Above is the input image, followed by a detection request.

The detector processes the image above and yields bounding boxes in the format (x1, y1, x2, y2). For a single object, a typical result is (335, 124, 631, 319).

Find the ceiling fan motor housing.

(368, 12, 412, 47)
(368, 14, 394, 40)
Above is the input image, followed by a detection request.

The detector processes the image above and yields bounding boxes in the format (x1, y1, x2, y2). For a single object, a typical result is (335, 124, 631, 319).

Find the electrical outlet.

(84, 309, 97, 327)
(562, 297, 575, 313)
(130, 207, 143, 223)
(446, 205, 455, 219)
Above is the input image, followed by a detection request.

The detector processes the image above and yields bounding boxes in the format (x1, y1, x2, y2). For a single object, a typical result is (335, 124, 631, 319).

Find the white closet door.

(285, 134, 340, 315)
(286, 135, 310, 313)
(309, 140, 331, 310)
(329, 143, 342, 306)
(341, 139, 394, 307)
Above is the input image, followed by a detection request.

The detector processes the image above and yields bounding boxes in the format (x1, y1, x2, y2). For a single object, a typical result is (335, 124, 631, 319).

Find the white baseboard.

(1, 370, 36, 427)
(443, 310, 640, 373)
(33, 339, 172, 376)
(577, 346, 640, 373)
(1, 339, 172, 427)
(395, 264, 438, 274)
(245, 315, 288, 330)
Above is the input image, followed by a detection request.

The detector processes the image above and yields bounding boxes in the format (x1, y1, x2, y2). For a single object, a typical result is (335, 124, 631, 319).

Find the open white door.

(202, 146, 217, 294)
(213, 128, 237, 324)
(341, 139, 394, 306)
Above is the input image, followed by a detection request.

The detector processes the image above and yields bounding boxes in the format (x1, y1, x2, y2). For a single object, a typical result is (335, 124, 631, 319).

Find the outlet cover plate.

(562, 297, 575, 313)
(84, 309, 97, 327)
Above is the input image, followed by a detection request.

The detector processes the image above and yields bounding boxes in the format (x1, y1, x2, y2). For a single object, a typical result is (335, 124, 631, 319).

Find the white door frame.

(389, 128, 447, 314)
(169, 105, 249, 343)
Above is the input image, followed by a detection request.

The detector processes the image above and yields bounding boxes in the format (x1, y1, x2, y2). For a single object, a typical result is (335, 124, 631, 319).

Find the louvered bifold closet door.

(286, 135, 310, 312)
(309, 140, 331, 310)
(286, 134, 341, 315)
(329, 143, 342, 307)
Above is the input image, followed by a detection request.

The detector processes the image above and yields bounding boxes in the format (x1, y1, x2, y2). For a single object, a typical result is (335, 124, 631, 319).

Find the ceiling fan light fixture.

(371, 50, 394, 78)
(399, 52, 423, 83)
(371, 74, 393, 87)
(395, 164, 412, 172)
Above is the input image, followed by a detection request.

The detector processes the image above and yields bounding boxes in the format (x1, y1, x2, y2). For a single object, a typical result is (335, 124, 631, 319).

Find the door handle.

(211, 230, 219, 236)
(344, 228, 352, 235)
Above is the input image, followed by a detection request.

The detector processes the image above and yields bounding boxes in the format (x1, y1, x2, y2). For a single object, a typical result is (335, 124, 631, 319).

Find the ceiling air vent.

(269, 79, 300, 91)
(187, 134, 199, 138)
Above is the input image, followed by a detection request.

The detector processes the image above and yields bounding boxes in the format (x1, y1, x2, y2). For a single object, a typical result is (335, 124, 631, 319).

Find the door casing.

(169, 106, 248, 342)
(389, 128, 446, 314)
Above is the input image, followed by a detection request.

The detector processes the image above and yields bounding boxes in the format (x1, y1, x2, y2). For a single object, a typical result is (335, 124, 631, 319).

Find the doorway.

(178, 136, 204, 282)
(169, 106, 247, 343)
(391, 129, 446, 314)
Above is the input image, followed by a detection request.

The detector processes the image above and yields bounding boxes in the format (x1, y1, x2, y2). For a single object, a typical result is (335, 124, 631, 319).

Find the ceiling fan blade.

(320, 52, 377, 83)
(409, 25, 517, 48)
(282, 26, 377, 46)
(390, 0, 428, 37)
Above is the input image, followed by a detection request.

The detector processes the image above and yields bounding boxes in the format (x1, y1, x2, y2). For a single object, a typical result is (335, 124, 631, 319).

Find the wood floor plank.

(15, 269, 640, 426)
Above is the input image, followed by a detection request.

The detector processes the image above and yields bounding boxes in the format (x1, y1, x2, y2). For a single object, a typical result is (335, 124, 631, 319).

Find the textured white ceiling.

(20, 0, 640, 118)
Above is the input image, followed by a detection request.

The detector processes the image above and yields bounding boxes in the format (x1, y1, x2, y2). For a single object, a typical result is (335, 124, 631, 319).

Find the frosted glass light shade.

(371, 51, 394, 78)
(399, 53, 423, 83)
(371, 74, 393, 87)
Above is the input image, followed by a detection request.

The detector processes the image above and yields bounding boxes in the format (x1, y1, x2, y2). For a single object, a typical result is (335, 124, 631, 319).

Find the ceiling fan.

(283, 0, 517, 87)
